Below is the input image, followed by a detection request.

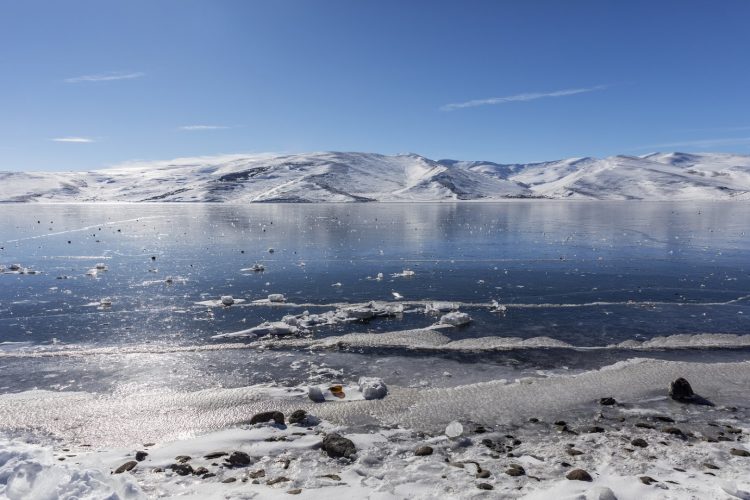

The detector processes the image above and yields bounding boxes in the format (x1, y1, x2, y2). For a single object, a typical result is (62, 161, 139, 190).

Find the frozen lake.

(1, 202, 750, 445)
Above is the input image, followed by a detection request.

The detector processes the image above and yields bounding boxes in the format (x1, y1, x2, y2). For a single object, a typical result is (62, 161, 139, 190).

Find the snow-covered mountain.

(2, 151, 750, 202)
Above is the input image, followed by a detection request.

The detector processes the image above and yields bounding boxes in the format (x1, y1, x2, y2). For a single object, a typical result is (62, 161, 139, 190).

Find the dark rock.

(636, 422, 655, 430)
(204, 451, 228, 459)
(703, 462, 720, 470)
(477, 483, 494, 490)
(226, 451, 253, 466)
(415, 445, 433, 456)
(730, 448, 750, 457)
(202, 473, 216, 479)
(288, 410, 307, 425)
(673, 467, 686, 472)
(640, 476, 658, 485)
(528, 417, 540, 423)
(249, 469, 266, 479)
(135, 451, 148, 461)
(143, 443, 155, 447)
(669, 377, 694, 401)
(319, 474, 341, 481)
(222, 477, 237, 483)
(554, 420, 567, 426)
(655, 416, 675, 423)
(171, 463, 194, 476)
(322, 433, 356, 459)
(114, 461, 138, 474)
(477, 470, 491, 478)
(193, 466, 209, 476)
(566, 448, 584, 456)
(267, 476, 290, 485)
(663, 427, 684, 436)
(560, 462, 572, 467)
(566, 469, 592, 481)
(250, 411, 285, 425)
(631, 438, 648, 448)
(585, 426, 605, 433)
(599, 397, 617, 406)
(153, 467, 164, 473)
(481, 438, 505, 453)
(175, 455, 191, 463)
(288, 490, 302, 495)
(506, 464, 525, 476)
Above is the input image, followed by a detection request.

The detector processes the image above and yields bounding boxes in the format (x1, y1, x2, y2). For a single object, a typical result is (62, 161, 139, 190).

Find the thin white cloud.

(65, 72, 145, 83)
(51, 137, 95, 143)
(179, 125, 230, 131)
(637, 137, 750, 150)
(441, 85, 607, 111)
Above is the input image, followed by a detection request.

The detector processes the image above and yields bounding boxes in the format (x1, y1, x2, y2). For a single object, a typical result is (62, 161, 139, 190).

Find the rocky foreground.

(7, 376, 745, 499)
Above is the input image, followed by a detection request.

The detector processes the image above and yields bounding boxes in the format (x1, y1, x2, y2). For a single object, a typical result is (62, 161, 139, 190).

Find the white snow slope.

(2, 151, 750, 203)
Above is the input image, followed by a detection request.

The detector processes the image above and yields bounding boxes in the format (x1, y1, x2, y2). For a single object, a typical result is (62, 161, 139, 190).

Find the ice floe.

(439, 311, 472, 326)
(391, 269, 415, 278)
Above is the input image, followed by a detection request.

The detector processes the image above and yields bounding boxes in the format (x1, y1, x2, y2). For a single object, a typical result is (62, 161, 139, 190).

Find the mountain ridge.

(2, 151, 750, 202)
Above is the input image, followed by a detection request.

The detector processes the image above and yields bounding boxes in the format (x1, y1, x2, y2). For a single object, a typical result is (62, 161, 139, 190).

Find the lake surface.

(1, 202, 750, 398)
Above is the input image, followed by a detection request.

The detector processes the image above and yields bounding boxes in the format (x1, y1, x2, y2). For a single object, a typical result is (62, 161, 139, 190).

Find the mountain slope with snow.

(1, 151, 750, 202)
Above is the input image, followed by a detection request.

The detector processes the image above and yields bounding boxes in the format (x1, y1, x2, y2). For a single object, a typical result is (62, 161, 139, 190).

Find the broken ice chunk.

(439, 311, 472, 326)
(268, 293, 286, 303)
(358, 377, 388, 400)
(391, 269, 415, 278)
(490, 300, 508, 314)
(445, 421, 464, 438)
(425, 301, 459, 313)
(220, 295, 235, 306)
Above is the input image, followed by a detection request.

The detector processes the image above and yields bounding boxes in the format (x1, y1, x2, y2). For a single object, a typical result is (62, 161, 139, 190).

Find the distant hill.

(2, 151, 750, 202)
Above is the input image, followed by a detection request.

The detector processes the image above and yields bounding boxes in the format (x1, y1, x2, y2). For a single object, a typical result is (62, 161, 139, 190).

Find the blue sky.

(2, 0, 750, 171)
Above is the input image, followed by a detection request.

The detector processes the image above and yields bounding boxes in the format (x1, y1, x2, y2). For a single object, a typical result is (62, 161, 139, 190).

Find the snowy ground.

(1, 357, 749, 499)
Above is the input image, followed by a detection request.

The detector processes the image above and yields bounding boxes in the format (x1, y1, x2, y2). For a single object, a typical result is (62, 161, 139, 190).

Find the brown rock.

(114, 461, 137, 474)
(566, 469, 592, 481)
(415, 445, 434, 456)
(268, 477, 290, 485)
(250, 411, 285, 425)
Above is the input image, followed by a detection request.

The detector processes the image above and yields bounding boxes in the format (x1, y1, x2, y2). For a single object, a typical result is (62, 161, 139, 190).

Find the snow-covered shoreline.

(2, 358, 750, 499)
